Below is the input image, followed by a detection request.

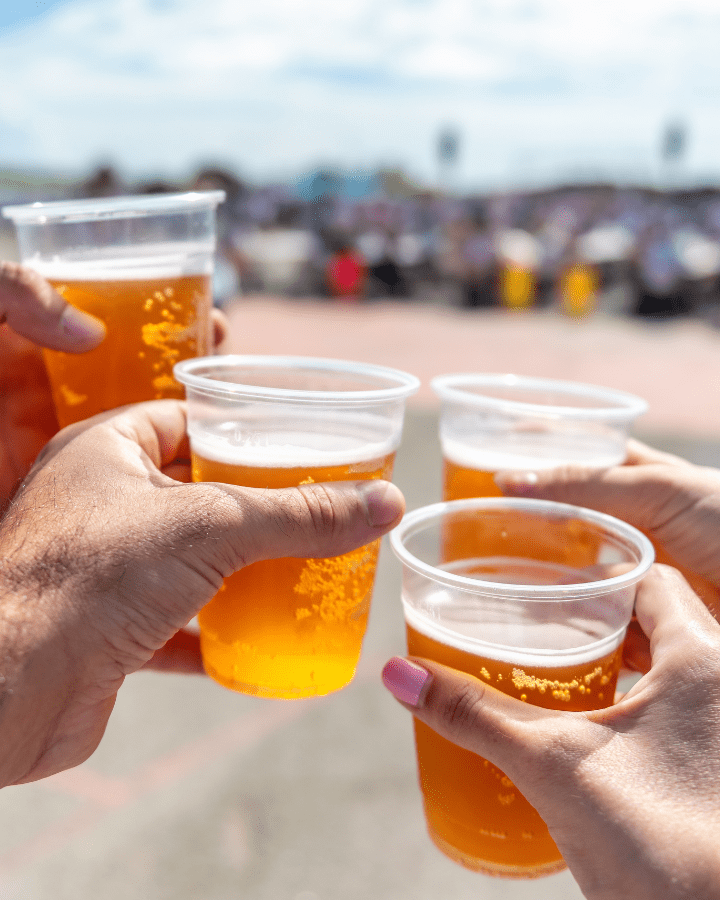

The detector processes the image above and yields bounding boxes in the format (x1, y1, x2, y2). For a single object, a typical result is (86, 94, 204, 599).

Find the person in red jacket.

(326, 242, 367, 301)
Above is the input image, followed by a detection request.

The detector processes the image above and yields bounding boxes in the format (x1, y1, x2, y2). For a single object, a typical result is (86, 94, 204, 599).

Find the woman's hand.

(496, 439, 720, 590)
(383, 566, 720, 900)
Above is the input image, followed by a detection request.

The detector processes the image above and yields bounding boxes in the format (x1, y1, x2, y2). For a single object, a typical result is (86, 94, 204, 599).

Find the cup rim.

(390, 496, 655, 600)
(1, 190, 227, 224)
(174, 354, 421, 405)
(430, 373, 648, 422)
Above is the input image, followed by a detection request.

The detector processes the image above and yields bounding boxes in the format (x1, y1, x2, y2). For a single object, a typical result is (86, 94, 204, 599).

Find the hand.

(495, 439, 720, 661)
(0, 261, 229, 506)
(495, 439, 720, 592)
(382, 566, 720, 900)
(0, 400, 404, 787)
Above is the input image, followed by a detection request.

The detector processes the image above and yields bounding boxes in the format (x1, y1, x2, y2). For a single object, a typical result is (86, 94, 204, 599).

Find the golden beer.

(443, 442, 720, 621)
(441, 443, 616, 565)
(392, 497, 653, 878)
(43, 271, 212, 428)
(442, 440, 625, 503)
(406, 604, 622, 877)
(192, 441, 395, 698)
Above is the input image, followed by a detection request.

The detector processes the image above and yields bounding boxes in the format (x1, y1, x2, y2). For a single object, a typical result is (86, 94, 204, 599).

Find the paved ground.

(3, 296, 720, 900)
(225, 294, 720, 441)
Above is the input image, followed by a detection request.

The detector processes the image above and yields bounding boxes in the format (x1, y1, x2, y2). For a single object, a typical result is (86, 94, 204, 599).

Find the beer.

(191, 436, 396, 698)
(442, 440, 720, 622)
(392, 495, 652, 878)
(41, 267, 212, 427)
(441, 441, 618, 565)
(405, 599, 623, 877)
(442, 438, 625, 502)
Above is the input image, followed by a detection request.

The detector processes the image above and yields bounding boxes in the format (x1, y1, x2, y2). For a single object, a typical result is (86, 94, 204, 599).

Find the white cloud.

(0, 0, 719, 187)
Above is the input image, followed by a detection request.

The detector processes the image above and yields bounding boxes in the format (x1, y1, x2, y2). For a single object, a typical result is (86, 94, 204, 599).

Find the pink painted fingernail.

(381, 657, 432, 707)
(494, 471, 539, 494)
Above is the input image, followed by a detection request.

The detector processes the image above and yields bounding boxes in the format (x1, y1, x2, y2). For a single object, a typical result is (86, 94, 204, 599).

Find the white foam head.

(403, 599, 625, 669)
(189, 426, 397, 468)
(441, 435, 626, 472)
(26, 243, 213, 281)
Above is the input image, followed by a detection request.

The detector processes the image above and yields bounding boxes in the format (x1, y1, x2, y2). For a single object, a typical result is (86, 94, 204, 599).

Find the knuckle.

(0, 261, 29, 307)
(442, 680, 488, 739)
(296, 483, 340, 535)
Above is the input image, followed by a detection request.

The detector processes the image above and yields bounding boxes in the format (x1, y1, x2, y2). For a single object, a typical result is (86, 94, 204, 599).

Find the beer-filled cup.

(175, 355, 419, 699)
(431, 373, 647, 502)
(431, 373, 720, 620)
(431, 374, 648, 566)
(2, 191, 225, 428)
(390, 497, 653, 878)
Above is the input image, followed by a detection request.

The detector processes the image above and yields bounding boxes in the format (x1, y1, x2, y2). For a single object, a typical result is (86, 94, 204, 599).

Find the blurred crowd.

(6, 163, 720, 321)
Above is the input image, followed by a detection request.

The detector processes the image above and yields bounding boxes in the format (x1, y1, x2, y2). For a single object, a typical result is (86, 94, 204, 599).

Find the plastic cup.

(174, 354, 420, 699)
(390, 496, 653, 878)
(431, 374, 648, 502)
(2, 191, 225, 428)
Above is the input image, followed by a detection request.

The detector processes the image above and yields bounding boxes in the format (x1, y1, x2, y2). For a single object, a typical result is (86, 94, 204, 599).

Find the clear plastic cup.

(431, 374, 648, 501)
(174, 354, 420, 699)
(2, 191, 225, 427)
(390, 496, 654, 878)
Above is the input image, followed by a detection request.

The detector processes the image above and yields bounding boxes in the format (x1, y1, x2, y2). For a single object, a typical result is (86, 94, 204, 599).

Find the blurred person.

(0, 261, 406, 786)
(460, 207, 496, 310)
(632, 220, 689, 319)
(326, 240, 367, 301)
(496, 229, 540, 311)
(78, 164, 125, 199)
(557, 241, 600, 319)
(368, 232, 408, 299)
(191, 167, 248, 306)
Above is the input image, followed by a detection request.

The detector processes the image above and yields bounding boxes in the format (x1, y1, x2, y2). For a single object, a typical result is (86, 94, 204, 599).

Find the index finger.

(624, 438, 690, 468)
(0, 261, 106, 352)
(31, 399, 190, 475)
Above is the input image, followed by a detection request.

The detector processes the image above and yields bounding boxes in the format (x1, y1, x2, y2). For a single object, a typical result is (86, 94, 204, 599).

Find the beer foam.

(189, 427, 397, 468)
(403, 594, 625, 669)
(441, 436, 625, 473)
(27, 244, 212, 280)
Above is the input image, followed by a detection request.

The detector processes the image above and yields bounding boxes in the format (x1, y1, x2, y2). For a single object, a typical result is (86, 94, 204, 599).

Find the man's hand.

(383, 567, 720, 900)
(0, 400, 404, 788)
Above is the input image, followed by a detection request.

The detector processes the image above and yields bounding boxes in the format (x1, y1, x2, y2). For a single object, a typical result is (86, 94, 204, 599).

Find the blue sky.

(1, 0, 719, 190)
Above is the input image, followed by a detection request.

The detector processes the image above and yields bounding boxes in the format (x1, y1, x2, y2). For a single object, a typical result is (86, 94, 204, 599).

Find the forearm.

(0, 570, 77, 787)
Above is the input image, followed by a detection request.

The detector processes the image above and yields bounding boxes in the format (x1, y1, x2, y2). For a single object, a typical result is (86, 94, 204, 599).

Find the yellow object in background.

(500, 264, 535, 309)
(560, 263, 599, 318)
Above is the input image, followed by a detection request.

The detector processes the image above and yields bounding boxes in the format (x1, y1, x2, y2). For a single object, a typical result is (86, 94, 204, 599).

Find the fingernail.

(360, 480, 404, 527)
(494, 471, 539, 494)
(60, 305, 106, 348)
(381, 657, 432, 707)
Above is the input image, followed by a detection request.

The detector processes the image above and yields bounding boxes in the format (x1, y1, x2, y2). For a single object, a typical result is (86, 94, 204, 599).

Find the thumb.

(175, 478, 406, 574)
(0, 261, 106, 352)
(86, 401, 406, 576)
(381, 656, 591, 779)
